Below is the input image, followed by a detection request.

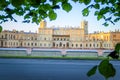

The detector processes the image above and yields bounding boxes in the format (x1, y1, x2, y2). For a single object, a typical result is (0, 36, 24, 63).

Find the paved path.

(0, 59, 119, 80)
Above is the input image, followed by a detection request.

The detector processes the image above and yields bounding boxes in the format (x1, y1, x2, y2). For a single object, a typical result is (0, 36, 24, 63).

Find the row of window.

(1, 41, 111, 48)
(53, 38, 69, 41)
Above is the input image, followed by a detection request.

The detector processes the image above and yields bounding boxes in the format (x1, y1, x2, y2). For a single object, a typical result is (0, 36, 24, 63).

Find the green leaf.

(79, 0, 91, 5)
(103, 22, 109, 26)
(41, 0, 46, 3)
(49, 11, 57, 20)
(72, 0, 79, 2)
(0, 0, 8, 8)
(94, 4, 100, 9)
(79, 0, 84, 3)
(0, 26, 2, 32)
(94, 11, 99, 15)
(98, 59, 116, 79)
(24, 14, 30, 19)
(97, 15, 103, 20)
(87, 65, 97, 77)
(114, 18, 120, 22)
(82, 8, 89, 16)
(109, 0, 116, 4)
(84, 0, 91, 5)
(115, 43, 120, 54)
(62, 3, 72, 12)
(39, 4, 51, 13)
(94, 0, 101, 3)
(52, 5, 60, 9)
(11, 0, 25, 7)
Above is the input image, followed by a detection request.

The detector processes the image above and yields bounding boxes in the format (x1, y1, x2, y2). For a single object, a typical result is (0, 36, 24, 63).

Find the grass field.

(0, 55, 120, 60)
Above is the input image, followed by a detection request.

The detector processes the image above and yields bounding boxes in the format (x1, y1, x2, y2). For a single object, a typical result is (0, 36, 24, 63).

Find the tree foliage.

(87, 59, 116, 80)
(87, 42, 120, 79)
(115, 43, 120, 54)
(0, 0, 120, 30)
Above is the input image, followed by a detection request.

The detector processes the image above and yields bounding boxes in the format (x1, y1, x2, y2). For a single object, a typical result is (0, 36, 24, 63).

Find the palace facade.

(0, 20, 120, 49)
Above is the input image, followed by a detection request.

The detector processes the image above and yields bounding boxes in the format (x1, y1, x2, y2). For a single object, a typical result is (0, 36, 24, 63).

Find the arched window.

(86, 44, 88, 47)
(59, 42, 62, 47)
(93, 44, 95, 47)
(53, 42, 55, 47)
(44, 38, 46, 40)
(28, 43, 30, 46)
(31, 37, 33, 40)
(35, 43, 37, 46)
(5, 34, 7, 39)
(66, 43, 69, 47)
(13, 35, 15, 39)
(97, 44, 99, 47)
(72, 44, 74, 47)
(90, 44, 92, 47)
(40, 43, 42, 46)
(80, 44, 82, 47)
(2, 35, 4, 39)
(76, 44, 78, 47)
(31, 43, 33, 46)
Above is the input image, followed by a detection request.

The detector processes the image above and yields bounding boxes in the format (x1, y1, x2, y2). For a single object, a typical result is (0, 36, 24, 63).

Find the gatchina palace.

(0, 20, 120, 49)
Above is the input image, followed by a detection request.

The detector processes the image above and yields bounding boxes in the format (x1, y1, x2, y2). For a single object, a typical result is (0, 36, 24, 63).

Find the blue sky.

(1, 1, 120, 33)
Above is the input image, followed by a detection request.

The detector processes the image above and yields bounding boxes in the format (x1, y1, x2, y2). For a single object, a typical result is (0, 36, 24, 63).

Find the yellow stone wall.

(0, 20, 120, 49)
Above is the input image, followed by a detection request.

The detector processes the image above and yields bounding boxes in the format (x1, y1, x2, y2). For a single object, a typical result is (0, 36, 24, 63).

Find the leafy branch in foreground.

(87, 59, 116, 80)
(87, 43, 120, 80)
(0, 0, 120, 29)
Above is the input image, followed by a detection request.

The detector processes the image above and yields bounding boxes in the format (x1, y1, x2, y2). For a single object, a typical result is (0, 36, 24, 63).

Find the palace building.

(0, 20, 120, 49)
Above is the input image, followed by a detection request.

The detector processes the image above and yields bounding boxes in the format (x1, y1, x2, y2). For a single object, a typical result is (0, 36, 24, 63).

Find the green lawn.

(0, 55, 118, 60)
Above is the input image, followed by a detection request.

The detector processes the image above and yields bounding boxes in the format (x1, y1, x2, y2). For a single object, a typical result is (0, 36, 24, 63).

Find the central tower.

(39, 20, 47, 28)
(81, 20, 88, 34)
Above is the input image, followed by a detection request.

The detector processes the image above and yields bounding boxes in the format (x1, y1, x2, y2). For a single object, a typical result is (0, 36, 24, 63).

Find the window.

(93, 44, 95, 47)
(86, 44, 88, 47)
(49, 44, 51, 47)
(59, 42, 62, 47)
(35, 38, 37, 40)
(35, 43, 37, 46)
(5, 34, 7, 39)
(76, 44, 78, 47)
(90, 44, 91, 47)
(67, 38, 69, 41)
(44, 38, 46, 40)
(97, 44, 99, 47)
(31, 43, 33, 46)
(67, 43, 69, 47)
(72, 44, 74, 47)
(16, 42, 18, 46)
(2, 35, 4, 39)
(31, 37, 33, 40)
(28, 43, 30, 46)
(53, 42, 55, 47)
(40, 43, 42, 46)
(80, 44, 82, 47)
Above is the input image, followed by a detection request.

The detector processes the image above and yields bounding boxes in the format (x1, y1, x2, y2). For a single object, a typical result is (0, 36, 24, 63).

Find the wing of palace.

(0, 20, 120, 49)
